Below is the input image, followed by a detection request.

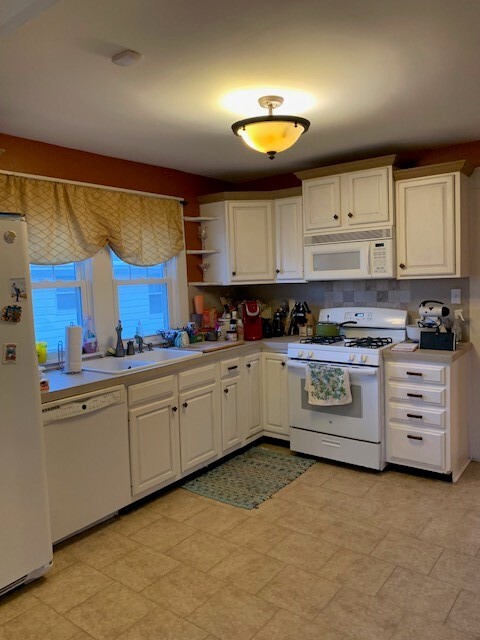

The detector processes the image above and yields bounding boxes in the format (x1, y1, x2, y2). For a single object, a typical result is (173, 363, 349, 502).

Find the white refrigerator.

(0, 214, 52, 596)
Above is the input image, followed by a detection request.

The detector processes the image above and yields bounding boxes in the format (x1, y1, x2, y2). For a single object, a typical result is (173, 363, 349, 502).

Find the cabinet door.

(262, 353, 289, 437)
(228, 201, 274, 281)
(342, 167, 391, 227)
(179, 382, 219, 472)
(396, 175, 455, 278)
(129, 397, 180, 496)
(221, 376, 244, 451)
(303, 176, 341, 232)
(275, 197, 304, 281)
(244, 353, 262, 438)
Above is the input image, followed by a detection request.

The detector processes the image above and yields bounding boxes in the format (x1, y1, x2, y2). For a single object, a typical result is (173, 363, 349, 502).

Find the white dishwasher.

(42, 386, 131, 543)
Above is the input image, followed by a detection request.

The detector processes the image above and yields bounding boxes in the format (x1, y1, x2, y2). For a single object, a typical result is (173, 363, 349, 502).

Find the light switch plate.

(451, 288, 461, 304)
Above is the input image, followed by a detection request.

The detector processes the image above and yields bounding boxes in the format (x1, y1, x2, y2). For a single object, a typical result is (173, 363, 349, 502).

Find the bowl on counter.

(406, 325, 438, 343)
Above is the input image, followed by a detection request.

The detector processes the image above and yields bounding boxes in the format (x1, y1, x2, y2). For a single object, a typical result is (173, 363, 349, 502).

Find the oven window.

(301, 380, 363, 417)
(313, 251, 360, 271)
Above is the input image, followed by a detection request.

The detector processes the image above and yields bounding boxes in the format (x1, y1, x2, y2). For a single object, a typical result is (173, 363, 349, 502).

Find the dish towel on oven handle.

(305, 363, 352, 406)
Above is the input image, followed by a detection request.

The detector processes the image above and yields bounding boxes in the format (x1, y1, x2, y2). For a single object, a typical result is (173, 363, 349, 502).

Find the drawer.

(220, 357, 241, 379)
(387, 362, 446, 385)
(179, 363, 217, 390)
(387, 382, 446, 407)
(387, 423, 446, 471)
(128, 375, 176, 405)
(388, 403, 446, 428)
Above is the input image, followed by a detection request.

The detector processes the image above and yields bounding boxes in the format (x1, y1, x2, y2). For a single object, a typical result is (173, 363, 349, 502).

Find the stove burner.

(344, 337, 393, 349)
(300, 336, 345, 345)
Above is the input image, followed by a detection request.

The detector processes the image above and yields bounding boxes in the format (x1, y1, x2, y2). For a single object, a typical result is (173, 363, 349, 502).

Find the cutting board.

(186, 340, 245, 353)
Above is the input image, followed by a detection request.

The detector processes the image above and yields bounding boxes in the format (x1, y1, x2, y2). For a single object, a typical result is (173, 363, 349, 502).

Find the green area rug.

(182, 446, 316, 509)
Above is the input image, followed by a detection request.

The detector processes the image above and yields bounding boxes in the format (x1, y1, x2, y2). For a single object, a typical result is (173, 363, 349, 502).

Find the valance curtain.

(0, 173, 184, 265)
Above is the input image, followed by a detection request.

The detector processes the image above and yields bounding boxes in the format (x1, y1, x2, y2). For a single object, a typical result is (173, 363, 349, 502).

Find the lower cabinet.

(179, 381, 220, 472)
(220, 357, 244, 452)
(129, 395, 180, 496)
(244, 353, 263, 438)
(262, 352, 290, 438)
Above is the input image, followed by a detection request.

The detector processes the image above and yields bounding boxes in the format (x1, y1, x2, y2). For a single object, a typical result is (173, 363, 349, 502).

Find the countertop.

(383, 342, 472, 364)
(42, 336, 302, 402)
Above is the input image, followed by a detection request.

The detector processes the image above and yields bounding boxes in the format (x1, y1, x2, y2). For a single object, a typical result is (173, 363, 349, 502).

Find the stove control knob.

(361, 354, 368, 363)
(298, 350, 304, 358)
(308, 351, 314, 359)
(349, 354, 355, 362)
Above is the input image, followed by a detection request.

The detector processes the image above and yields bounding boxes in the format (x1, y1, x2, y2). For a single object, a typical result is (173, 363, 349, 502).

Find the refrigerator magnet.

(1, 305, 22, 323)
(10, 278, 27, 302)
(3, 343, 17, 364)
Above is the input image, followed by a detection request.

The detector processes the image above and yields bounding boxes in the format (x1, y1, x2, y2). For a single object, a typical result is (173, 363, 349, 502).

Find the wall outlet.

(451, 288, 461, 304)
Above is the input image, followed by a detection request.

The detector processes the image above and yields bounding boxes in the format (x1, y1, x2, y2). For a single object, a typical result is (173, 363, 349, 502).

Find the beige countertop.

(383, 342, 472, 364)
(41, 336, 302, 402)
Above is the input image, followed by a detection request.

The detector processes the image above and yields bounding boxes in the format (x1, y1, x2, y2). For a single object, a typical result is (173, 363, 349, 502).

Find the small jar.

(225, 330, 238, 342)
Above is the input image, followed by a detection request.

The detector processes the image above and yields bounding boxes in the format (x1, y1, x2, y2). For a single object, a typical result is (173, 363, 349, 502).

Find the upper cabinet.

(296, 155, 396, 234)
(197, 189, 303, 284)
(394, 161, 473, 279)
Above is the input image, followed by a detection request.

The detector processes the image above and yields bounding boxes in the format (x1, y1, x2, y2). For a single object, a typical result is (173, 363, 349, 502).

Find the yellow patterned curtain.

(0, 173, 184, 265)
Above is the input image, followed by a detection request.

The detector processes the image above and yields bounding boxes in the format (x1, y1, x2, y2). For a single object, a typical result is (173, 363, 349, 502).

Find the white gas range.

(287, 307, 407, 470)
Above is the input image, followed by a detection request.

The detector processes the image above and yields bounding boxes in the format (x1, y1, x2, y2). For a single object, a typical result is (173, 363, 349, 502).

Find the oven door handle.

(287, 360, 378, 376)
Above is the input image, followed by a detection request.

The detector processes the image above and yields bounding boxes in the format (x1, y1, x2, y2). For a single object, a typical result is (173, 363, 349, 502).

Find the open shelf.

(186, 249, 221, 255)
(188, 281, 223, 286)
(183, 216, 219, 222)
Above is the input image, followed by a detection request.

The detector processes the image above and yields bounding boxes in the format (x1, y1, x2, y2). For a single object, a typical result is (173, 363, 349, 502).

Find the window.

(111, 251, 170, 338)
(30, 263, 88, 349)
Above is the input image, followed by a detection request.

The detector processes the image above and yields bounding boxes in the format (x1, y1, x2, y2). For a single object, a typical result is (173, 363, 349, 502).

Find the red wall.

(0, 133, 232, 281)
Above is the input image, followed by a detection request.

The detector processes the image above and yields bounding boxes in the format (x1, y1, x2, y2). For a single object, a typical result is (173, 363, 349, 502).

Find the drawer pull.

(407, 393, 423, 398)
(172, 406, 178, 412)
(407, 434, 423, 441)
(246, 363, 251, 368)
(406, 371, 422, 376)
(227, 365, 238, 371)
(407, 413, 423, 419)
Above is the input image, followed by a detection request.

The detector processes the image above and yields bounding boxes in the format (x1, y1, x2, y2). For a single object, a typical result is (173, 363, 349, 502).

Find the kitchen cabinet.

(262, 352, 290, 439)
(395, 162, 472, 279)
(384, 348, 470, 480)
(128, 376, 180, 497)
(198, 189, 302, 284)
(178, 364, 220, 472)
(298, 159, 395, 234)
(244, 352, 263, 439)
(274, 196, 304, 281)
(220, 357, 244, 452)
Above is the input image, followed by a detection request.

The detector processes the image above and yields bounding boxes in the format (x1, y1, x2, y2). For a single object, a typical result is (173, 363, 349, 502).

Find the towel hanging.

(305, 364, 352, 406)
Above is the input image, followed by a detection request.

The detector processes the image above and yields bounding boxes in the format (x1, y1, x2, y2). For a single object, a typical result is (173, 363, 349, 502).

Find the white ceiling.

(1, 0, 480, 182)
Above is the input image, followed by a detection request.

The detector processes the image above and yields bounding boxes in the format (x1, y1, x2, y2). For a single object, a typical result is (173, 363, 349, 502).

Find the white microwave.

(304, 230, 394, 281)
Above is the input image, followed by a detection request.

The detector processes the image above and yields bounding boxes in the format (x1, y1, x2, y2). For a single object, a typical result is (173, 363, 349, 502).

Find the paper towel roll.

(64, 324, 82, 373)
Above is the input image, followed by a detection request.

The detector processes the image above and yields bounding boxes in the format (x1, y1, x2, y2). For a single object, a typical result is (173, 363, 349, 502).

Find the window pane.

(117, 283, 169, 337)
(30, 263, 76, 282)
(32, 287, 83, 348)
(111, 252, 165, 280)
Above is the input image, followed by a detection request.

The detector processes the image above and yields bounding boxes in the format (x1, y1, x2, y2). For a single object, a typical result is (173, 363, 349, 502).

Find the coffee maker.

(242, 300, 263, 341)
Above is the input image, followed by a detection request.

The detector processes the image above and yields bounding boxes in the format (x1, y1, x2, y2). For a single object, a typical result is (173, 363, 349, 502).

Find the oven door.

(288, 359, 382, 443)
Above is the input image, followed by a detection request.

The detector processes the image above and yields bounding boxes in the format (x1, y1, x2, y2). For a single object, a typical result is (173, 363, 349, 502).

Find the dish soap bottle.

(82, 316, 97, 353)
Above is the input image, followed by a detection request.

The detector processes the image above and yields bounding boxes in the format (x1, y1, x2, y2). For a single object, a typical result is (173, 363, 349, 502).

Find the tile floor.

(2, 445, 480, 639)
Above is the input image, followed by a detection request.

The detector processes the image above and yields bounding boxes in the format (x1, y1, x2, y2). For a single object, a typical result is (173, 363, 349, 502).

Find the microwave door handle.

(367, 243, 371, 275)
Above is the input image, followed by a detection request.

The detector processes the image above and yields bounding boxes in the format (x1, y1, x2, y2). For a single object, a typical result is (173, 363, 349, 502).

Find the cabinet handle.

(407, 393, 423, 398)
(172, 406, 178, 412)
(407, 434, 423, 441)
(281, 361, 286, 367)
(347, 212, 353, 218)
(246, 363, 251, 368)
(399, 263, 406, 269)
(232, 271, 236, 276)
(406, 371, 422, 376)
(183, 402, 188, 408)
(224, 388, 229, 394)
(407, 413, 423, 419)
(333, 214, 339, 220)
(276, 269, 280, 274)
(227, 365, 238, 371)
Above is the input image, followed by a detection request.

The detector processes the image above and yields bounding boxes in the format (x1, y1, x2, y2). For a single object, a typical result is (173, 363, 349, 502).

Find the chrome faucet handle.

(135, 334, 144, 353)
(146, 342, 154, 351)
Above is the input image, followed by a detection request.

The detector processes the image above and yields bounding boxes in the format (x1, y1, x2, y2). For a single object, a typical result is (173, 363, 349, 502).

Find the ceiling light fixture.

(231, 95, 310, 160)
(111, 50, 143, 67)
